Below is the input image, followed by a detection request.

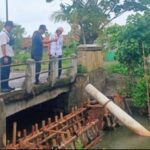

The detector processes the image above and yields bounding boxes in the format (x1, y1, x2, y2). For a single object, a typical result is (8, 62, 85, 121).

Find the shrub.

(104, 63, 128, 75)
(131, 78, 147, 107)
(77, 64, 87, 74)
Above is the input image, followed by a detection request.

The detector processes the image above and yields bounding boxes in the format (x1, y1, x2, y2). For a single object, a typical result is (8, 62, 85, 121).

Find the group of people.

(31, 24, 64, 84)
(0, 20, 64, 92)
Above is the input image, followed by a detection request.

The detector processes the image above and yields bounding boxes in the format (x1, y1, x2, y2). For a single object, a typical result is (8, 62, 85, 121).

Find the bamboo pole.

(85, 84, 150, 136)
(142, 42, 150, 121)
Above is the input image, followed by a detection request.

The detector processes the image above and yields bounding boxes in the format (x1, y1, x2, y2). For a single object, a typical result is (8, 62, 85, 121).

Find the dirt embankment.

(68, 69, 127, 109)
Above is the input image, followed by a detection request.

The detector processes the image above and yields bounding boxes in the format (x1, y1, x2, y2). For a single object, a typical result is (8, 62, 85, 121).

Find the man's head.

(56, 27, 64, 36)
(39, 24, 47, 34)
(4, 21, 14, 32)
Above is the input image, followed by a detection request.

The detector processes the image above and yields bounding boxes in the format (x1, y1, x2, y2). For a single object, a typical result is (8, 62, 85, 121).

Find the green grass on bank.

(103, 61, 128, 75)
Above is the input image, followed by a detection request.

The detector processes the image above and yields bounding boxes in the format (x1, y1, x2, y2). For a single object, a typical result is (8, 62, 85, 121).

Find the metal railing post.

(23, 59, 35, 93)
(71, 54, 77, 82)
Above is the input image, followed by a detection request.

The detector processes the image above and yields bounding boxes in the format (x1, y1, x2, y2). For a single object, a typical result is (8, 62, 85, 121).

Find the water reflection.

(95, 116, 150, 149)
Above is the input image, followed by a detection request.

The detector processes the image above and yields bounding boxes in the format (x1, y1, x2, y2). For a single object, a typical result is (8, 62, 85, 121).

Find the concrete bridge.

(0, 44, 104, 147)
(0, 55, 77, 147)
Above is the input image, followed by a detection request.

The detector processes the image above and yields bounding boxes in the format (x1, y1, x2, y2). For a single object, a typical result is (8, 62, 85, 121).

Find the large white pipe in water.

(85, 84, 150, 137)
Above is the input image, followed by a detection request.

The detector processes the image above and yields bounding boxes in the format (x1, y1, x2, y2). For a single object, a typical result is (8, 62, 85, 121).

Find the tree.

(117, 11, 150, 70)
(49, 0, 150, 44)
(96, 24, 123, 51)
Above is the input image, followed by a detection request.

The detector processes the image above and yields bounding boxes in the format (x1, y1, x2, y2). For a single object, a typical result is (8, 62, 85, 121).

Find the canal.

(95, 116, 150, 149)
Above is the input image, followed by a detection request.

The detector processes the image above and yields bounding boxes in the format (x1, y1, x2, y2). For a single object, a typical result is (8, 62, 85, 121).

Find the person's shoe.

(1, 88, 11, 92)
(8, 86, 15, 90)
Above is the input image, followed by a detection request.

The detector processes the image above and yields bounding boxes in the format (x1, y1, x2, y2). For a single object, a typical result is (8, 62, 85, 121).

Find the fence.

(0, 54, 77, 94)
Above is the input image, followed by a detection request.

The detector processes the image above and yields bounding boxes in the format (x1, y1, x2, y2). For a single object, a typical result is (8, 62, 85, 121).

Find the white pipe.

(85, 84, 150, 137)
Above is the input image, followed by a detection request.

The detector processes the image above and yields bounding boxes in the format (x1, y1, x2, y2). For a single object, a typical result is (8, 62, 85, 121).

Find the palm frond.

(50, 11, 67, 23)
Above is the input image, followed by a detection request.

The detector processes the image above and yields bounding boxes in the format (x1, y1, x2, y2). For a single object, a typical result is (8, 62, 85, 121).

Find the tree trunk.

(80, 25, 86, 44)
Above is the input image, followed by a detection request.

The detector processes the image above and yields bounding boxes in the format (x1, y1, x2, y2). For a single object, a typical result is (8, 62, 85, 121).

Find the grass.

(103, 60, 128, 75)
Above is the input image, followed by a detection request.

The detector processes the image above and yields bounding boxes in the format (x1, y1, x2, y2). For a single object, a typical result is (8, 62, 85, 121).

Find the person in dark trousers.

(31, 25, 47, 84)
(0, 21, 15, 92)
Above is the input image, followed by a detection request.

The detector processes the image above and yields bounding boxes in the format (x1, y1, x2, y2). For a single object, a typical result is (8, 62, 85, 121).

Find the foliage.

(77, 64, 87, 74)
(63, 47, 75, 57)
(104, 63, 128, 75)
(117, 11, 150, 71)
(131, 78, 147, 107)
(13, 51, 30, 63)
(96, 24, 123, 51)
(101, 11, 150, 78)
(50, 0, 150, 44)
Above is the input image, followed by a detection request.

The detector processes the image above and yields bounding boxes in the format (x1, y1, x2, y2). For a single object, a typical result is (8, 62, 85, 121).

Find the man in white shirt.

(0, 21, 15, 92)
(48, 27, 64, 78)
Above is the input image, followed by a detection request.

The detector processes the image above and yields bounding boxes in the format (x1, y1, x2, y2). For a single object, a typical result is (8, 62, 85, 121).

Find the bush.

(13, 51, 30, 63)
(63, 47, 75, 57)
(131, 78, 147, 107)
(77, 64, 87, 74)
(104, 63, 128, 75)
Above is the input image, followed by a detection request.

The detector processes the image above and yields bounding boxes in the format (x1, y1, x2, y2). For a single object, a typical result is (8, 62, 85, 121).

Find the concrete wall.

(78, 44, 103, 72)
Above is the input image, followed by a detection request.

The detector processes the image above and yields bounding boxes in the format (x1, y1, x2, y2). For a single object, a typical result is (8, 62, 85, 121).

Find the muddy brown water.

(94, 116, 150, 149)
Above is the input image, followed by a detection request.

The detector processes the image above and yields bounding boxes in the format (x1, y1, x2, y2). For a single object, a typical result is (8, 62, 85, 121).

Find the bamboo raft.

(6, 102, 106, 149)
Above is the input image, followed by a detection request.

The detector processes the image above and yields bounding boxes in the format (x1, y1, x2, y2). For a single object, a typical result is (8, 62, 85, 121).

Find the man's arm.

(1, 44, 6, 56)
(1, 44, 8, 64)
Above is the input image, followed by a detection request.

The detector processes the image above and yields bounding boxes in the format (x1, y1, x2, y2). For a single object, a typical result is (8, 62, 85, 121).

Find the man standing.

(31, 25, 47, 84)
(49, 27, 64, 78)
(0, 21, 15, 92)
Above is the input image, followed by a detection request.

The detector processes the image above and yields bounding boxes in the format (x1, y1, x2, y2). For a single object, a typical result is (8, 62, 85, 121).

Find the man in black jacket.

(31, 25, 47, 84)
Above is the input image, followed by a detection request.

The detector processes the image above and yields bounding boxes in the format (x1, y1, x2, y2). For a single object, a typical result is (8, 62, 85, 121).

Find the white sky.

(0, 0, 130, 37)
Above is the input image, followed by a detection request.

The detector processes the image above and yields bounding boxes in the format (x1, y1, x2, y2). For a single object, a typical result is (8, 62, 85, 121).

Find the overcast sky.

(0, 0, 130, 36)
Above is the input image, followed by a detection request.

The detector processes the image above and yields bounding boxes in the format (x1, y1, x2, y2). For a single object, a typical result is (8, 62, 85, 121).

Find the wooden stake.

(32, 125, 35, 135)
(71, 107, 74, 113)
(75, 106, 78, 111)
(66, 130, 71, 139)
(61, 133, 66, 143)
(48, 118, 51, 126)
(52, 138, 57, 146)
(35, 123, 39, 133)
(55, 115, 58, 123)
(60, 112, 63, 120)
(12, 122, 17, 146)
(42, 120, 46, 129)
(23, 129, 27, 139)
(17, 131, 21, 138)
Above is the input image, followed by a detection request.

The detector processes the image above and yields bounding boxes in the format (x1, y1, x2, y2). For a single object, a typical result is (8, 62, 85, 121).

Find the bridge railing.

(0, 54, 77, 93)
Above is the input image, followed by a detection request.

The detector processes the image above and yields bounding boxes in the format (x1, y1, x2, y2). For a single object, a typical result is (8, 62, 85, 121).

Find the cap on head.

(39, 24, 47, 31)
(57, 27, 64, 33)
(4, 21, 14, 27)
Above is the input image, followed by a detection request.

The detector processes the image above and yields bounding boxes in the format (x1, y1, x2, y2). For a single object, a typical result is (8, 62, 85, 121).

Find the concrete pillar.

(48, 57, 57, 86)
(77, 44, 103, 72)
(0, 99, 6, 148)
(71, 54, 77, 82)
(23, 59, 35, 93)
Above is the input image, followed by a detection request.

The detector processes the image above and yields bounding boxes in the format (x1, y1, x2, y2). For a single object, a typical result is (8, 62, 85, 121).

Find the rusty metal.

(6, 103, 105, 149)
